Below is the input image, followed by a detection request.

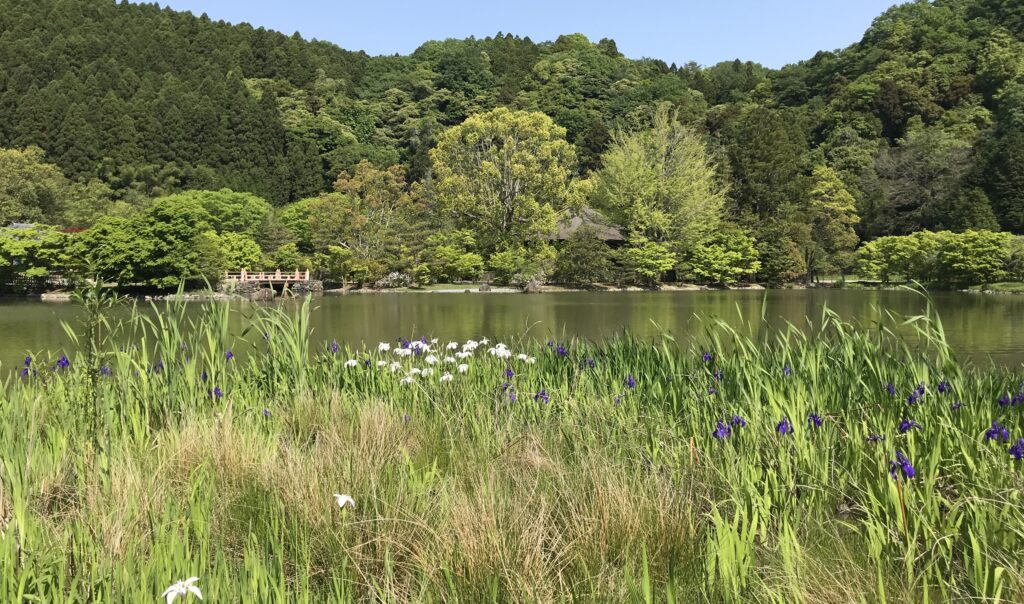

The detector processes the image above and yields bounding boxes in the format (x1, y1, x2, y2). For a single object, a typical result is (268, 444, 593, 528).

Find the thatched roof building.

(550, 207, 625, 242)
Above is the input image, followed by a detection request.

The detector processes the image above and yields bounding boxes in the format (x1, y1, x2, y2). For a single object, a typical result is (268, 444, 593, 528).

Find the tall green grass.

(0, 293, 1022, 602)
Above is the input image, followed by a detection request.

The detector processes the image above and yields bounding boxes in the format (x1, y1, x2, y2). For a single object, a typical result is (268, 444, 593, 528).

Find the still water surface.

(1, 290, 1022, 369)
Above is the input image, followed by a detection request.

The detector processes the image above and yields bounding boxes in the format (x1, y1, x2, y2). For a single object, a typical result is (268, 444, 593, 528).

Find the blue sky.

(154, 0, 905, 68)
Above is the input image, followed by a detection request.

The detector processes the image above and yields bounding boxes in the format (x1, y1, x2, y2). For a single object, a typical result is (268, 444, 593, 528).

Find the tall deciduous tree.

(0, 146, 112, 226)
(806, 165, 860, 280)
(430, 108, 580, 252)
(592, 104, 726, 253)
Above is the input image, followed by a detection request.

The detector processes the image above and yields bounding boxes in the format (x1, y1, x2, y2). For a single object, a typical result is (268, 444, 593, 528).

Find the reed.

(0, 292, 1021, 602)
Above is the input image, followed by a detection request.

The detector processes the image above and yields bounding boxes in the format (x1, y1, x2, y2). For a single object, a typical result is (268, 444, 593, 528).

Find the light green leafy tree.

(0, 224, 64, 284)
(217, 232, 263, 270)
(1007, 236, 1024, 282)
(421, 230, 484, 282)
(593, 104, 726, 254)
(154, 189, 272, 239)
(430, 108, 581, 253)
(686, 225, 761, 285)
(619, 236, 676, 286)
(63, 217, 149, 283)
(488, 243, 557, 286)
(936, 230, 1011, 286)
(805, 165, 860, 280)
(0, 146, 116, 227)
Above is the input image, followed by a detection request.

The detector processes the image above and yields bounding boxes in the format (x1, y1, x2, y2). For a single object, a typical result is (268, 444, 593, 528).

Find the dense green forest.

(2, 0, 1024, 289)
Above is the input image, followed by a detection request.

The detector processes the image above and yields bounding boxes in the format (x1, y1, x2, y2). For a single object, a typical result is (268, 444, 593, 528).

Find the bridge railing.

(223, 269, 310, 282)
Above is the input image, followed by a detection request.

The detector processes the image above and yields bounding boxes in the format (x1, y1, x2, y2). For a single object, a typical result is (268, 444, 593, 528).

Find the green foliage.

(193, 230, 228, 284)
(136, 194, 214, 288)
(552, 228, 615, 286)
(684, 225, 761, 285)
(271, 243, 309, 271)
(431, 108, 580, 253)
(157, 190, 272, 239)
(488, 243, 557, 286)
(0, 146, 115, 226)
(0, 224, 64, 284)
(936, 229, 1011, 286)
(63, 217, 148, 283)
(312, 246, 355, 283)
(1006, 236, 1024, 280)
(856, 230, 1014, 285)
(421, 230, 484, 283)
(754, 219, 806, 286)
(2, 0, 1024, 288)
(216, 232, 263, 270)
(806, 165, 860, 277)
(619, 236, 676, 286)
(593, 104, 726, 249)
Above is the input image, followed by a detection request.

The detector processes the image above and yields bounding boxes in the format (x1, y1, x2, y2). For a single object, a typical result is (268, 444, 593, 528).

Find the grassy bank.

(1, 295, 1023, 602)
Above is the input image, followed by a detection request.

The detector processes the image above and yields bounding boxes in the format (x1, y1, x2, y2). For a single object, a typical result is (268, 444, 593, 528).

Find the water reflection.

(1, 290, 1022, 369)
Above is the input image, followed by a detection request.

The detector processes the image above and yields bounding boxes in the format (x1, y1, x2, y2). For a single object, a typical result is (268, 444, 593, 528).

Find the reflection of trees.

(4, 291, 1024, 369)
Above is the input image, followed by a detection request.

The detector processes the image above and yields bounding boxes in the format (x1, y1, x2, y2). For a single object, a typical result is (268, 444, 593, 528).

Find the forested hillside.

(2, 0, 1024, 288)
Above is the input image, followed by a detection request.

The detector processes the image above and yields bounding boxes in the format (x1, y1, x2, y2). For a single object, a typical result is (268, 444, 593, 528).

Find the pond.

(1, 289, 1023, 370)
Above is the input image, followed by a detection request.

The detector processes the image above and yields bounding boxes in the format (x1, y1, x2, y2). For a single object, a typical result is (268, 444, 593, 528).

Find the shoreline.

(8, 281, 1024, 303)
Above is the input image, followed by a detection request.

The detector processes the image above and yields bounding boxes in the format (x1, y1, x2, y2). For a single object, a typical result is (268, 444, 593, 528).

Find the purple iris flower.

(984, 420, 1010, 442)
(867, 434, 885, 443)
(262, 408, 271, 418)
(702, 351, 713, 363)
(508, 389, 517, 402)
(225, 350, 234, 361)
(534, 389, 549, 404)
(153, 360, 164, 374)
(889, 450, 915, 480)
(24, 356, 31, 367)
(950, 401, 963, 411)
(547, 340, 554, 347)
(55, 354, 70, 370)
(403, 413, 410, 423)
(713, 420, 731, 440)
(898, 418, 922, 434)
(625, 374, 636, 390)
(713, 369, 723, 381)
(100, 365, 112, 377)
(937, 380, 950, 394)
(783, 365, 791, 377)
(730, 415, 746, 428)
(1010, 439, 1024, 461)
(916, 383, 926, 396)
(886, 383, 897, 396)
(907, 391, 920, 405)
(19, 368, 29, 378)
(776, 418, 792, 436)
(505, 367, 514, 379)
(201, 370, 208, 382)
(556, 345, 568, 357)
(707, 386, 717, 395)
(999, 393, 1011, 407)
(808, 413, 822, 428)
(614, 394, 622, 407)
(585, 358, 596, 369)
(209, 386, 222, 399)
(330, 340, 339, 354)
